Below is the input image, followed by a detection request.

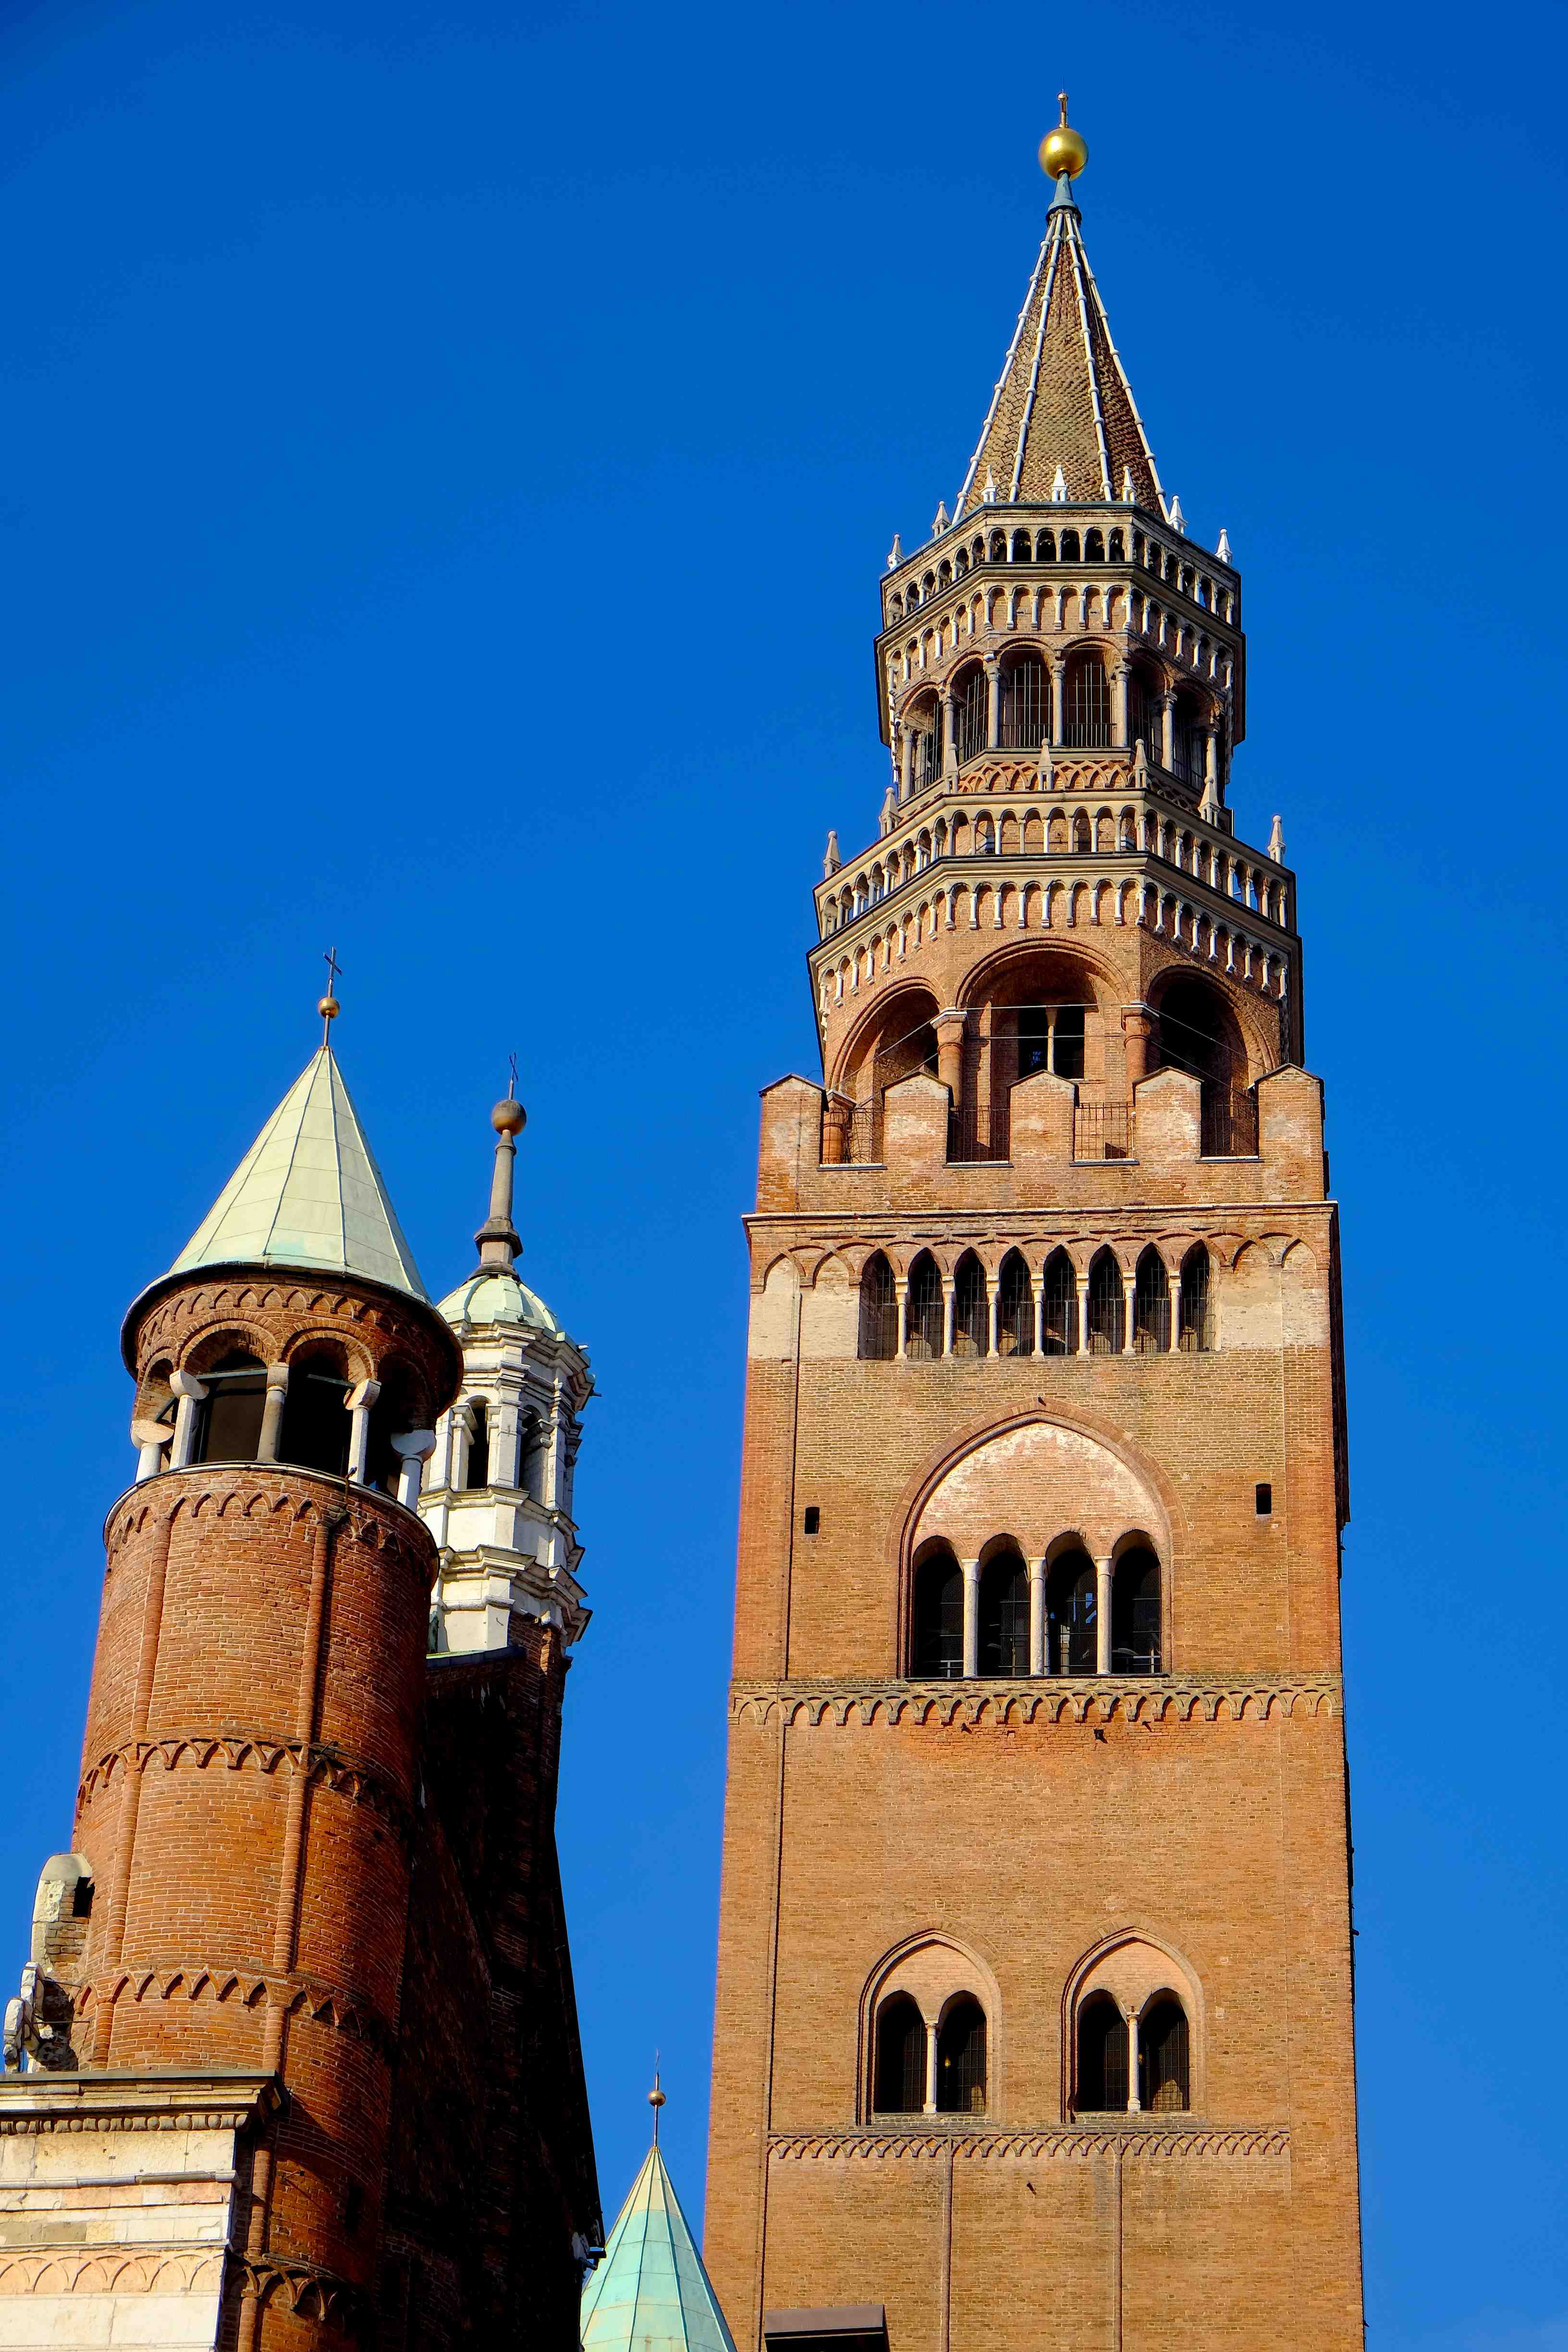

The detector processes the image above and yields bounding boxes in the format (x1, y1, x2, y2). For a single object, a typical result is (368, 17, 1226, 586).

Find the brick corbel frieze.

(77, 1736, 416, 1852)
(730, 1676, 1339, 1728)
(228, 2254, 364, 2329)
(770, 2123, 1290, 2164)
(71, 1966, 398, 2061)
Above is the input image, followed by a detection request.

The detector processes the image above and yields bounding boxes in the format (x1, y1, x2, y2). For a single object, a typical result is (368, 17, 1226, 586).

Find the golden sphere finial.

(318, 994, 340, 1023)
(1039, 89, 1088, 182)
(491, 1096, 526, 1136)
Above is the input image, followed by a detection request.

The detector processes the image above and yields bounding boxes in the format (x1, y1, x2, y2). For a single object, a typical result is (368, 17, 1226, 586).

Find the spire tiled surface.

(579, 2144, 737, 2352)
(169, 1047, 428, 1298)
(957, 181, 1164, 514)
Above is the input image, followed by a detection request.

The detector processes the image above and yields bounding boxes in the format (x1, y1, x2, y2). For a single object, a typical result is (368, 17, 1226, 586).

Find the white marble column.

(1096, 1557, 1114, 1674)
(257, 1363, 290, 1463)
(924, 2021, 940, 2116)
(1121, 1269, 1138, 1354)
(168, 1371, 208, 1470)
(942, 1279, 956, 1359)
(345, 1379, 380, 1484)
(132, 1420, 172, 1483)
(1076, 1276, 1091, 1356)
(1028, 1559, 1047, 1677)
(961, 1559, 980, 1678)
(896, 1277, 910, 1360)
(1126, 2009, 1142, 2112)
(392, 1430, 438, 1510)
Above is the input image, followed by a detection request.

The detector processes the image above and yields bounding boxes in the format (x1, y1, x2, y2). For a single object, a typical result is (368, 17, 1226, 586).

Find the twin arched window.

(1076, 1991, 1189, 2113)
(873, 1992, 988, 2115)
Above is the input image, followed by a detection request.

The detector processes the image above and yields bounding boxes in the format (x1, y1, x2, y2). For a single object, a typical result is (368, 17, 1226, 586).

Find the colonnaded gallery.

(0, 100, 1361, 2352)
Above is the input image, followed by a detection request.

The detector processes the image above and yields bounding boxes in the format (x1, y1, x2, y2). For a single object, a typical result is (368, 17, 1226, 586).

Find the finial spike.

(649, 2059, 666, 2144)
(318, 947, 342, 1048)
(477, 1068, 526, 1269)
(1267, 813, 1286, 864)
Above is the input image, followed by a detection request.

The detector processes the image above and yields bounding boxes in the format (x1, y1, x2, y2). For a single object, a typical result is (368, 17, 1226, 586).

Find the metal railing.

(1200, 1088, 1258, 1157)
(947, 1103, 1010, 1164)
(1074, 1102, 1132, 1161)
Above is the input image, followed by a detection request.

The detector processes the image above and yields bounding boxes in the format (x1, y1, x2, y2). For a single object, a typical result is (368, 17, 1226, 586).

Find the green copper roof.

(435, 1267, 566, 1338)
(169, 1048, 429, 1299)
(579, 2144, 737, 2352)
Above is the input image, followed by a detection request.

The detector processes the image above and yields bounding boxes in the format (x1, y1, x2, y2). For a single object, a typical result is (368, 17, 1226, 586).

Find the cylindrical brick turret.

(70, 1265, 460, 2351)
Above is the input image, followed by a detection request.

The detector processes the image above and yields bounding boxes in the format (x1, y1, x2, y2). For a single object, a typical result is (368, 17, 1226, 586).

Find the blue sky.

(0, 0, 1564, 2342)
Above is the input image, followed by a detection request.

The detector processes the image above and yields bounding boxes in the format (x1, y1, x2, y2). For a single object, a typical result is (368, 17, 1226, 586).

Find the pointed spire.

(1050, 463, 1068, 503)
(823, 828, 841, 878)
(1121, 465, 1135, 502)
(931, 499, 950, 537)
(1199, 770, 1220, 824)
(171, 1047, 428, 1298)
(886, 532, 902, 570)
(982, 467, 998, 504)
(579, 2084, 738, 2352)
(1134, 735, 1152, 783)
(1267, 813, 1286, 864)
(1216, 527, 1232, 563)
(956, 104, 1165, 515)
(475, 1066, 525, 1270)
(1168, 494, 1186, 536)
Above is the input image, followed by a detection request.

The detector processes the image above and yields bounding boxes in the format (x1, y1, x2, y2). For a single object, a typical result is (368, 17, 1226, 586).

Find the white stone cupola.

(419, 1087, 592, 1654)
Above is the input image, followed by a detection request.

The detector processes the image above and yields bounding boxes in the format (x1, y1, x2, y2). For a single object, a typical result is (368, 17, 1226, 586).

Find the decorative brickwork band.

(74, 1967, 397, 2060)
(769, 2124, 1290, 2163)
(228, 2253, 364, 2330)
(731, 1678, 1339, 1729)
(77, 1737, 415, 1848)
(0, 2249, 228, 2296)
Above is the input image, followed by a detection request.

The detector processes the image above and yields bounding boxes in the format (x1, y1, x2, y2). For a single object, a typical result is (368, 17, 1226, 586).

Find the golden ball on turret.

(491, 1097, 527, 1136)
(1040, 90, 1087, 181)
(318, 994, 340, 1022)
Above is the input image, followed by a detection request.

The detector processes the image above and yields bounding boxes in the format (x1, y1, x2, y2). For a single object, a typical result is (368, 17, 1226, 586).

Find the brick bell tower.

(0, 996, 596, 2350)
(706, 100, 1363, 2352)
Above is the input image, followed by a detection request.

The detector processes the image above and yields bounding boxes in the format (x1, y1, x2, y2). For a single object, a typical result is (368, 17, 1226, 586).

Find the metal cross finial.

(649, 2052, 665, 2143)
(507, 1051, 519, 1099)
(318, 947, 343, 1047)
(1058, 88, 1069, 123)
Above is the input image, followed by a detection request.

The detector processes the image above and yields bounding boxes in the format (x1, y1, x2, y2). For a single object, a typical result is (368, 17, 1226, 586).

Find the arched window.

(1041, 1250, 1078, 1355)
(910, 698, 943, 789)
(465, 1399, 491, 1489)
(952, 1253, 987, 1357)
(1064, 652, 1110, 747)
(1084, 527, 1105, 562)
(912, 1545, 963, 1679)
(1112, 1547, 1162, 1674)
(1178, 1245, 1211, 1351)
(1059, 528, 1081, 562)
(936, 1997, 987, 2113)
(1139, 1997, 1189, 2110)
(1088, 1249, 1125, 1353)
(1046, 1549, 1096, 1673)
(872, 1994, 926, 2114)
(279, 1350, 349, 1476)
(996, 1250, 1033, 1358)
(1014, 1002, 1084, 1083)
(1133, 1248, 1170, 1353)
(1108, 528, 1125, 560)
(1172, 693, 1208, 789)
(1010, 528, 1032, 561)
(979, 1548, 1029, 1676)
(194, 1351, 267, 1464)
(906, 1252, 943, 1361)
(1075, 1993, 1128, 2112)
(955, 664, 989, 763)
(987, 529, 1006, 562)
(1000, 651, 1046, 748)
(858, 1253, 898, 1360)
(1035, 527, 1056, 561)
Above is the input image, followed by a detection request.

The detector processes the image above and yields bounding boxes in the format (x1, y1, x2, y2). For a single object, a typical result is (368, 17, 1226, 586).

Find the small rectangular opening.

(1255, 1482, 1272, 1517)
(802, 1507, 820, 1536)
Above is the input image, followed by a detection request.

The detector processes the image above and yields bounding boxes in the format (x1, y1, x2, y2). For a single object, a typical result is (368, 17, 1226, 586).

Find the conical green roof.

(168, 1048, 428, 1299)
(579, 2143, 737, 2352)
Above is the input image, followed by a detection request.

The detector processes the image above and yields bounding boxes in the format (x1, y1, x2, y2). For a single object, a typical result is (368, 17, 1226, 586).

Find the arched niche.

(906, 1416, 1169, 1569)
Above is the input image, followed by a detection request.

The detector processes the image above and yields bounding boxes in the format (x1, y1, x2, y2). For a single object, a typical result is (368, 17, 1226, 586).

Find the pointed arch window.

(872, 1995, 927, 2115)
(952, 1253, 987, 1358)
(1088, 1249, 1125, 1353)
(912, 1545, 963, 1679)
(858, 1253, 898, 1361)
(996, 1251, 1033, 1358)
(193, 1352, 267, 1465)
(1046, 1550, 1097, 1674)
(936, 1997, 987, 2113)
(906, 1252, 943, 1361)
(1178, 1245, 1212, 1351)
(1133, 1248, 1170, 1353)
(1041, 1250, 1078, 1355)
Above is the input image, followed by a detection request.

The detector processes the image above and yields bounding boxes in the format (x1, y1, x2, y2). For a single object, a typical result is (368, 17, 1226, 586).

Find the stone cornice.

(0, 2068, 280, 2135)
(731, 1677, 1339, 1729)
(770, 2122, 1289, 2163)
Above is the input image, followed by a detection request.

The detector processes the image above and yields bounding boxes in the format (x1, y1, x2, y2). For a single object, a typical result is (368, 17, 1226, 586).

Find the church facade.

(705, 106, 1363, 2352)
(0, 1039, 600, 2350)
